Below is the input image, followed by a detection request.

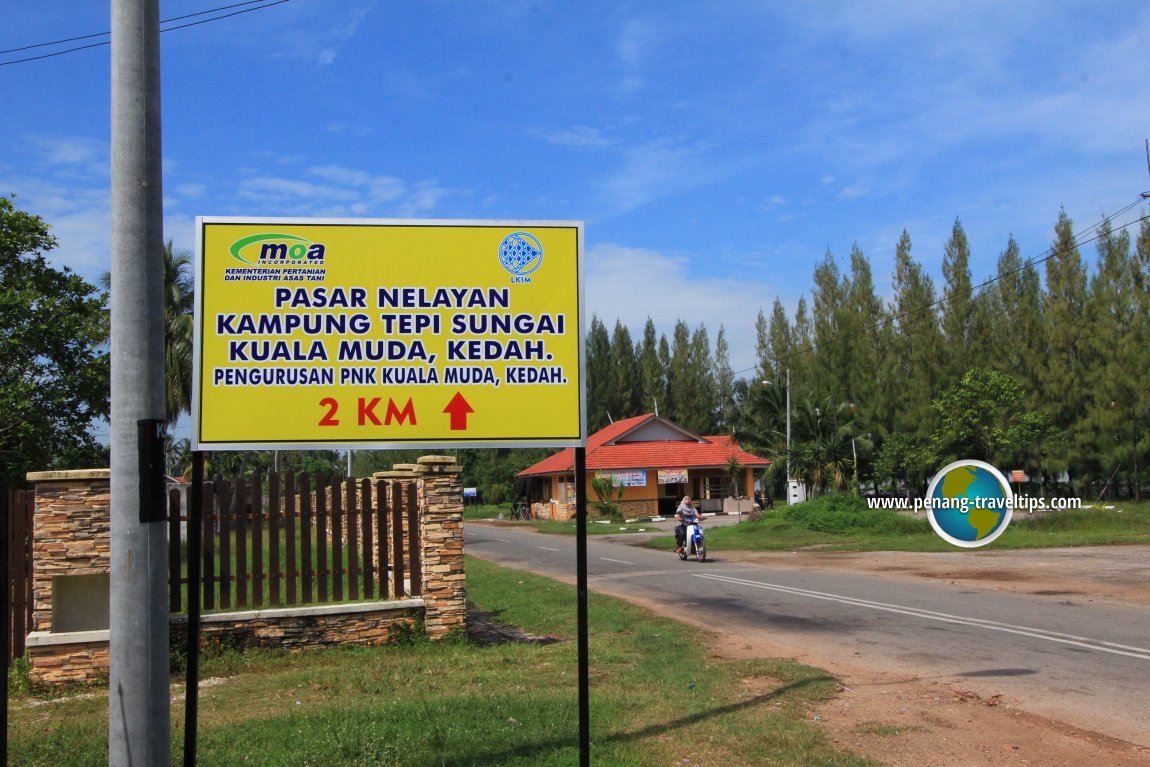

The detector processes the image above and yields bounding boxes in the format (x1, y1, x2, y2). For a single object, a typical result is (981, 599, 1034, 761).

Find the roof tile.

(518, 414, 770, 476)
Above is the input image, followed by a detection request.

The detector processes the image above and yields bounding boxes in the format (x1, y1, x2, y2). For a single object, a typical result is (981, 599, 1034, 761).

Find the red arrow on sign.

(443, 391, 474, 431)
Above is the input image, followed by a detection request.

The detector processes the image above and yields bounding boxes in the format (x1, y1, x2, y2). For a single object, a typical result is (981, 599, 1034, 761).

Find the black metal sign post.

(575, 447, 589, 766)
(183, 452, 204, 767)
(1, 484, 9, 767)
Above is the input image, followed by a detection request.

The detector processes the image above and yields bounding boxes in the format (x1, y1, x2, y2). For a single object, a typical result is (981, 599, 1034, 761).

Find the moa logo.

(230, 233, 327, 266)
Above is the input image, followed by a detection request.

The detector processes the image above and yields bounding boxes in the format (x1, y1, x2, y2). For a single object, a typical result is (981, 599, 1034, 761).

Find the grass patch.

(463, 502, 511, 521)
(527, 518, 663, 536)
(1000, 503, 1150, 546)
(655, 494, 1150, 553)
(9, 558, 870, 766)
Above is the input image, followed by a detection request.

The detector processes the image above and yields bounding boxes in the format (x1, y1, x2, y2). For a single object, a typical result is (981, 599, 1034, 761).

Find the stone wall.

(23, 458, 467, 687)
(533, 497, 658, 520)
(25, 470, 111, 635)
(171, 600, 425, 652)
(531, 499, 578, 521)
(22, 633, 110, 686)
(23, 470, 112, 684)
(616, 499, 659, 518)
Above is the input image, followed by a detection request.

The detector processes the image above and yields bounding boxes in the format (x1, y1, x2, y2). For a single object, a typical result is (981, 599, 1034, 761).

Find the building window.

(701, 476, 725, 499)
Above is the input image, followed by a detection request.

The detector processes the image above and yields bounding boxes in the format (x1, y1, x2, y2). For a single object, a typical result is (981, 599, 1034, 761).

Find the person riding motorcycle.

(674, 495, 700, 554)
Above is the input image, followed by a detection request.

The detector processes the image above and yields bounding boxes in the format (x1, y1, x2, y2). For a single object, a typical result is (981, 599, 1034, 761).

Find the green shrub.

(8, 653, 32, 695)
(388, 616, 426, 646)
(784, 493, 926, 535)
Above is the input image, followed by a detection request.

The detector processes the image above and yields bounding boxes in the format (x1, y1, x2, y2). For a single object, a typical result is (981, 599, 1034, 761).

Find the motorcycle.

(678, 519, 706, 562)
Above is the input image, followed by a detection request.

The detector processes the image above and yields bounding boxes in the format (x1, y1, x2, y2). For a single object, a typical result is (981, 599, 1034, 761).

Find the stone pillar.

(25, 469, 113, 685)
(372, 464, 420, 584)
(414, 456, 465, 639)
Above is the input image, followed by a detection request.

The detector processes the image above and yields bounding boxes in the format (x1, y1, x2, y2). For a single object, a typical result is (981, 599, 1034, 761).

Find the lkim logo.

(230, 233, 326, 266)
(497, 231, 543, 283)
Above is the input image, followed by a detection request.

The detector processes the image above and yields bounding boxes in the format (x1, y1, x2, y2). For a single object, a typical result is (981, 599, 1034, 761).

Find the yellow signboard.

(192, 218, 585, 450)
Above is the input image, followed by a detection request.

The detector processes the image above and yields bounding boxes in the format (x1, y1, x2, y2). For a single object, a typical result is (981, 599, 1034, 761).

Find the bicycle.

(511, 502, 531, 521)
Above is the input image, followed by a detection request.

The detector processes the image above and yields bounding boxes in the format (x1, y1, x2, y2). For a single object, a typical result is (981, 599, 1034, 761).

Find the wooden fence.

(168, 471, 422, 614)
(4, 487, 34, 664)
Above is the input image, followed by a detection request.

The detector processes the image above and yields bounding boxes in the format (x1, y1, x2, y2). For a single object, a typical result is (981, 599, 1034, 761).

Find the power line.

(735, 195, 1150, 377)
(865, 203, 1149, 350)
(0, 0, 290, 67)
(0, 28, 108, 54)
(0, 0, 273, 54)
(154, 0, 292, 34)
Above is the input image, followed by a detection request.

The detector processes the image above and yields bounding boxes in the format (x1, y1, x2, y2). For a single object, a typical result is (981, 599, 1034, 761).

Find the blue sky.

(4, 1, 1150, 380)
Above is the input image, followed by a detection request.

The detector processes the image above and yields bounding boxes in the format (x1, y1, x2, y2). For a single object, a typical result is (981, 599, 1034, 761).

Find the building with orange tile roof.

(517, 413, 770, 520)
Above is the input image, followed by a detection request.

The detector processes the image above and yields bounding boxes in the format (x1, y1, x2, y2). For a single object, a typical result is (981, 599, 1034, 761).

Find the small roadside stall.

(517, 414, 769, 519)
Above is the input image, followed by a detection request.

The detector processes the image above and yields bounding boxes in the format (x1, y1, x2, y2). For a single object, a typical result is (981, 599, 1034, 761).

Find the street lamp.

(762, 368, 792, 482)
(849, 402, 858, 496)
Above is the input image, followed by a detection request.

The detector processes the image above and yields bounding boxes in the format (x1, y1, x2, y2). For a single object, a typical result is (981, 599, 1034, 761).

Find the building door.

(658, 481, 686, 516)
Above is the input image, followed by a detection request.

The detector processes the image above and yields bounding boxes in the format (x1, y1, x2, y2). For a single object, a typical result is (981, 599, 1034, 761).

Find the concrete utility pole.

(109, 0, 170, 764)
(785, 367, 792, 481)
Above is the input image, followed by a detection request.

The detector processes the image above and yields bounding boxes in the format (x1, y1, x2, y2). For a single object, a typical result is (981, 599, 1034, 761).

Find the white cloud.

(305, 166, 406, 203)
(0, 173, 110, 283)
(164, 213, 197, 256)
(174, 183, 206, 200)
(233, 165, 448, 218)
(46, 203, 111, 281)
(601, 139, 720, 213)
(325, 122, 372, 136)
(305, 166, 371, 186)
(30, 136, 107, 172)
(618, 75, 644, 94)
(397, 180, 448, 217)
(586, 242, 779, 376)
(380, 67, 472, 100)
(233, 0, 379, 66)
(772, 4, 1150, 196)
(836, 186, 869, 200)
(616, 17, 661, 69)
(540, 126, 617, 149)
(0, 135, 113, 282)
(238, 176, 354, 204)
(614, 16, 681, 94)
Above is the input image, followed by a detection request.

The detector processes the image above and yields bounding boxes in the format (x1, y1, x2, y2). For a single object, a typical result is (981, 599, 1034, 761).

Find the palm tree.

(102, 239, 195, 424)
(785, 397, 859, 496)
(724, 454, 745, 497)
(167, 437, 192, 479)
(731, 379, 788, 496)
(161, 240, 195, 424)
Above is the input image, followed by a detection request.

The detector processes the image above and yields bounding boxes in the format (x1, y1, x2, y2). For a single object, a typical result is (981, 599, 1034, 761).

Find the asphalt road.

(465, 521, 1150, 747)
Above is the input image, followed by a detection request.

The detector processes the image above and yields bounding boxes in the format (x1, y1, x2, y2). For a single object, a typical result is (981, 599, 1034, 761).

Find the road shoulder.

(599, 581, 1150, 767)
(474, 535, 1150, 766)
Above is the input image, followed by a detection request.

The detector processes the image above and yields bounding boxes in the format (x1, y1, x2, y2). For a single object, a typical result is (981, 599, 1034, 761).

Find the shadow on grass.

(421, 674, 834, 766)
(466, 609, 562, 646)
(602, 673, 834, 745)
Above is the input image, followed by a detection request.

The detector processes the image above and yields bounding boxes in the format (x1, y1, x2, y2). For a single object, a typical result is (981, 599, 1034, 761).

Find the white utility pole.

(110, 0, 170, 763)
(785, 367, 792, 481)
